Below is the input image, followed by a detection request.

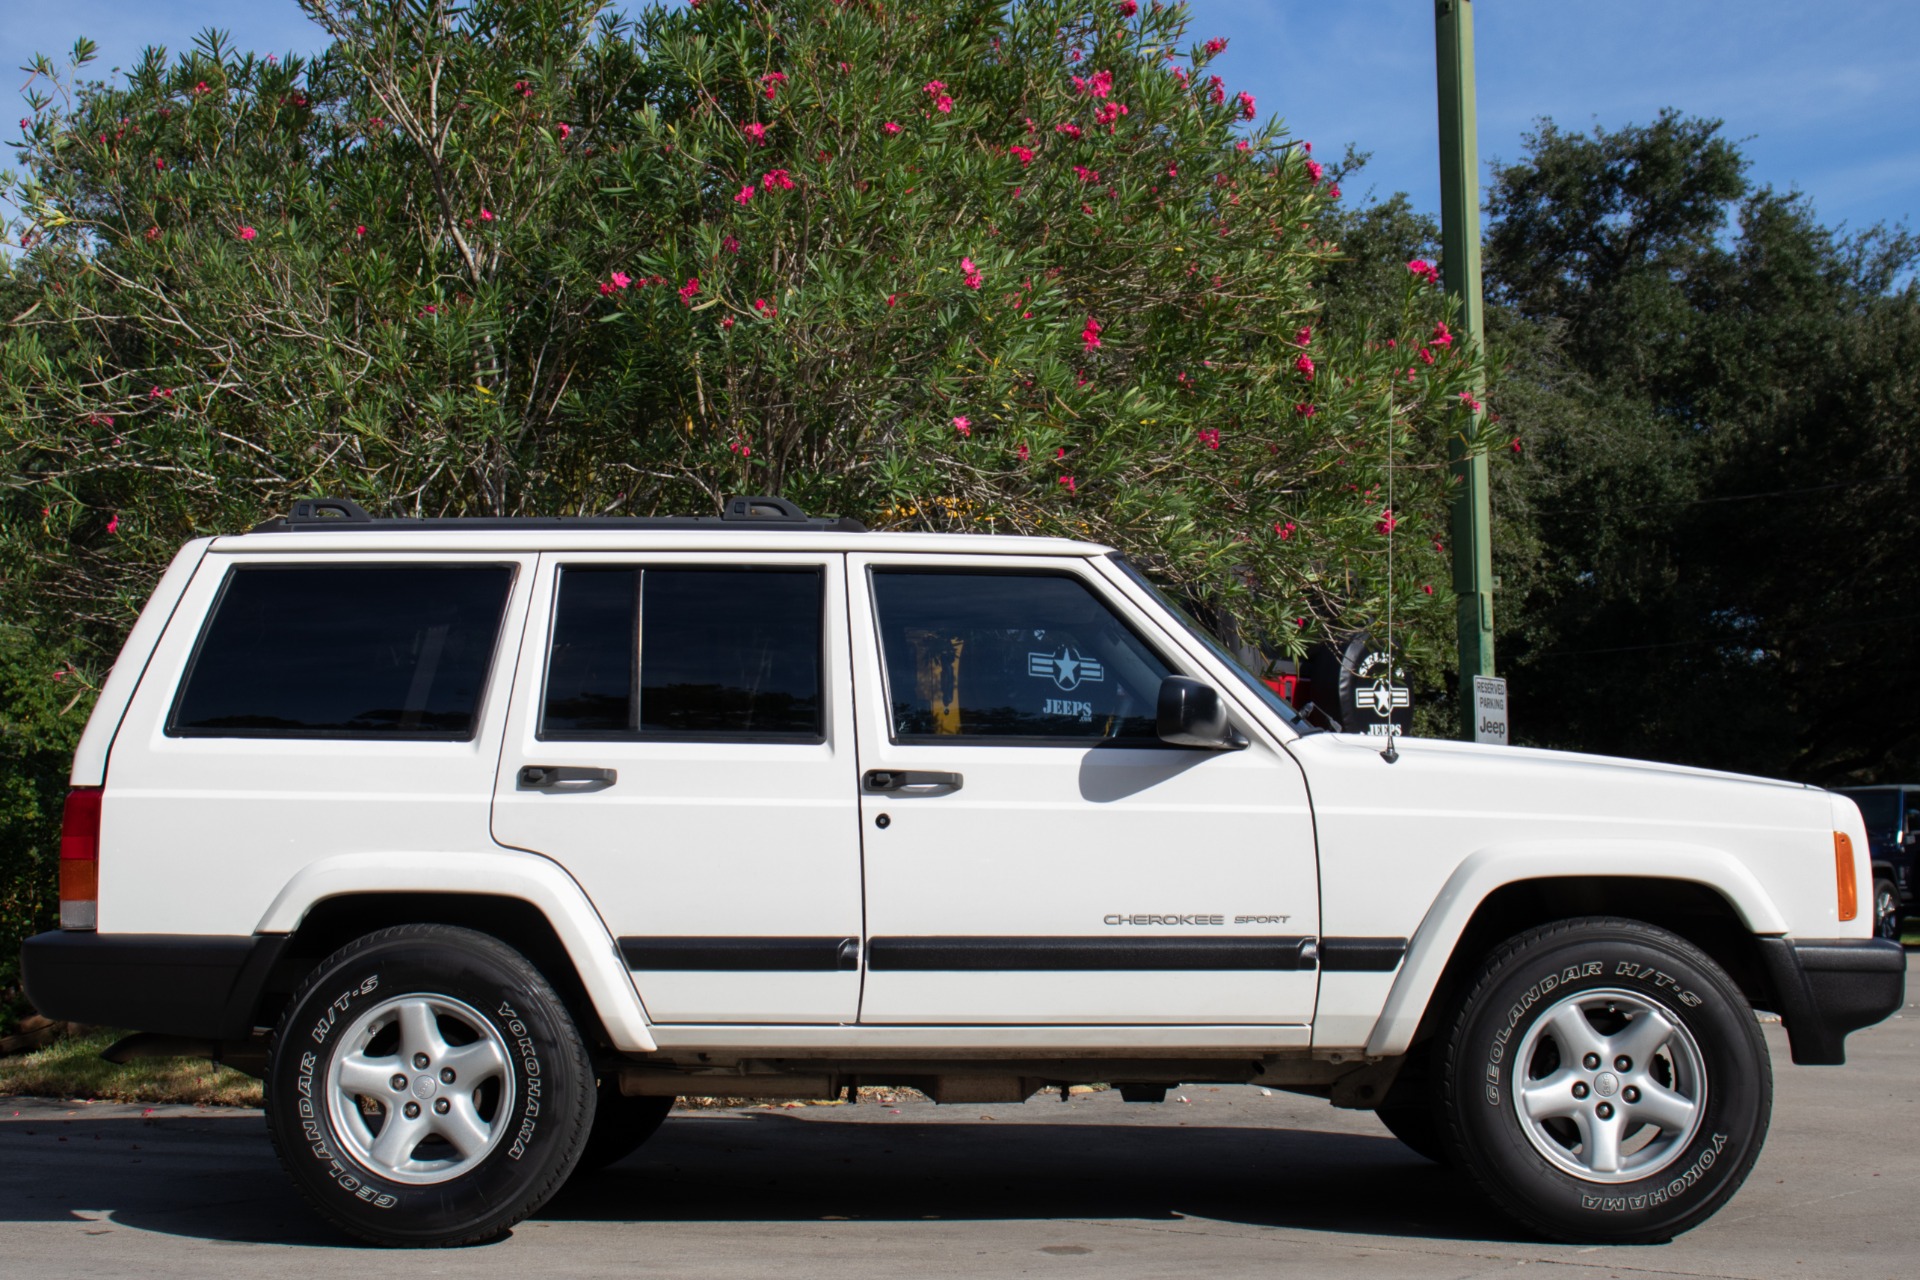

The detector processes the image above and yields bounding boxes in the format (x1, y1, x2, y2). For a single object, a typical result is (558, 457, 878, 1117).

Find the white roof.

(207, 527, 1112, 557)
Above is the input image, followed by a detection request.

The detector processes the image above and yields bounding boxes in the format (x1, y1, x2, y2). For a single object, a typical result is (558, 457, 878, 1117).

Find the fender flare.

(1362, 840, 1788, 1058)
(255, 849, 657, 1053)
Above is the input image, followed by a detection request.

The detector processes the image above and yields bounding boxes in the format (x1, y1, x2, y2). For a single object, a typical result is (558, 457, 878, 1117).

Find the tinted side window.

(541, 568, 823, 740)
(170, 564, 514, 739)
(871, 571, 1170, 742)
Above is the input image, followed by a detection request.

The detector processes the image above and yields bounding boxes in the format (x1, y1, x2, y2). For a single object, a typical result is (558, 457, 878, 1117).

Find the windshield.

(1844, 790, 1900, 842)
(1108, 554, 1308, 729)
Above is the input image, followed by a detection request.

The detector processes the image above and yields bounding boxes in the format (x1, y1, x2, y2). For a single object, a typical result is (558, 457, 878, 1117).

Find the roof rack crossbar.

(251, 494, 866, 534)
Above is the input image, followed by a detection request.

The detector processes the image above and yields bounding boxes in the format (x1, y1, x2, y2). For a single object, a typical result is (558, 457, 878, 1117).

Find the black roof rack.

(250, 494, 867, 534)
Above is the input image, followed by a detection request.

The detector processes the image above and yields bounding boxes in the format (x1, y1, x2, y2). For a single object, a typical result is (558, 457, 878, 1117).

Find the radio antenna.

(1381, 380, 1400, 764)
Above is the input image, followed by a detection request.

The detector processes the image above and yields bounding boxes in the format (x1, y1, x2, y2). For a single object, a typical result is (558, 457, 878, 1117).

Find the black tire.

(1376, 1103, 1449, 1164)
(1873, 878, 1900, 941)
(1437, 917, 1771, 1244)
(572, 1077, 673, 1174)
(263, 924, 596, 1247)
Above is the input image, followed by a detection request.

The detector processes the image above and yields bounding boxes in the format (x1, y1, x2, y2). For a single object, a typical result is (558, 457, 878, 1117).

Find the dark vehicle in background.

(1837, 786, 1918, 941)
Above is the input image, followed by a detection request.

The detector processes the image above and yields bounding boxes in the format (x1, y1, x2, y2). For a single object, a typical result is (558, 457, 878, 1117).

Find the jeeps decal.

(1029, 646, 1104, 691)
(1580, 1133, 1728, 1211)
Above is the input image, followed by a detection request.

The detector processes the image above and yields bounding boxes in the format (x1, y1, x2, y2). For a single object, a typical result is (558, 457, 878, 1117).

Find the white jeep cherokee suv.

(23, 496, 1904, 1247)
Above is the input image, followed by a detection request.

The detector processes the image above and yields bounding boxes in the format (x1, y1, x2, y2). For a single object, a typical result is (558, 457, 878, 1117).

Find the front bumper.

(20, 931, 289, 1041)
(1756, 937, 1907, 1065)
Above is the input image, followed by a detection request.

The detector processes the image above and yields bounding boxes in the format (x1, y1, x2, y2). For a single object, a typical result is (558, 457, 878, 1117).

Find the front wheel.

(1873, 878, 1901, 941)
(264, 924, 596, 1247)
(1438, 917, 1771, 1243)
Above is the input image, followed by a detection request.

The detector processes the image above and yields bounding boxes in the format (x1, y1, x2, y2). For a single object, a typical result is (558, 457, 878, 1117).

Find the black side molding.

(619, 936, 860, 972)
(20, 931, 290, 1040)
(1755, 936, 1907, 1065)
(865, 936, 1317, 972)
(1318, 937, 1409, 972)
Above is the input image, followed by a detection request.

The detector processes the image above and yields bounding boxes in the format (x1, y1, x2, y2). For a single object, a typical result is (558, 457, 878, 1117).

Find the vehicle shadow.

(0, 1107, 1528, 1247)
(550, 1111, 1523, 1243)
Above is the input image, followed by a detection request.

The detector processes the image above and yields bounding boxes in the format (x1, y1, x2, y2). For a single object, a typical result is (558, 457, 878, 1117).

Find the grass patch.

(0, 1030, 261, 1106)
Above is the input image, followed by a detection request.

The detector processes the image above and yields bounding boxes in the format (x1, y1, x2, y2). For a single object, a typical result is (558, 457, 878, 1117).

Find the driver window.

(870, 570, 1170, 742)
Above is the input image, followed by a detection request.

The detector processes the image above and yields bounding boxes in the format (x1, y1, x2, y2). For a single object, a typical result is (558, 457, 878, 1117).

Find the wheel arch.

(252, 851, 656, 1053)
(1365, 843, 1790, 1059)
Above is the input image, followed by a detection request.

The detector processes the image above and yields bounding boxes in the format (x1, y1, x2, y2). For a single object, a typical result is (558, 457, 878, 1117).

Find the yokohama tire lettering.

(1581, 1133, 1729, 1211)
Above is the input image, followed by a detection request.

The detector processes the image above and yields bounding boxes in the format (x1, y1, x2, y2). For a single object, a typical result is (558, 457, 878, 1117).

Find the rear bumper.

(20, 931, 288, 1041)
(1757, 936, 1907, 1065)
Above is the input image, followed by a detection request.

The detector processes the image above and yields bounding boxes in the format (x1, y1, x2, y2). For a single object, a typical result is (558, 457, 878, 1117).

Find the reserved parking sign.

(1472, 675, 1508, 745)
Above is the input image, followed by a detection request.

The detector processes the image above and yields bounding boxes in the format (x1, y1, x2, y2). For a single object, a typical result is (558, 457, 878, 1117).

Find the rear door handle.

(518, 765, 618, 791)
(863, 770, 963, 796)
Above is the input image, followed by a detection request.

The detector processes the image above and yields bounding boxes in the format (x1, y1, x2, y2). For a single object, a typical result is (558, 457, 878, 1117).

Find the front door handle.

(519, 765, 618, 791)
(863, 770, 963, 796)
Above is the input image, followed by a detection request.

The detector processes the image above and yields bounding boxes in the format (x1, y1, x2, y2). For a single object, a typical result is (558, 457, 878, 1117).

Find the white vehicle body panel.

(489, 551, 864, 1025)
(845, 551, 1320, 1027)
(98, 551, 535, 938)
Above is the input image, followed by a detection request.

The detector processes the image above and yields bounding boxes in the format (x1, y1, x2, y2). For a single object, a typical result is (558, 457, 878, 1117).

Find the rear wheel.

(1438, 917, 1771, 1243)
(264, 924, 595, 1247)
(573, 1077, 673, 1174)
(1873, 878, 1901, 941)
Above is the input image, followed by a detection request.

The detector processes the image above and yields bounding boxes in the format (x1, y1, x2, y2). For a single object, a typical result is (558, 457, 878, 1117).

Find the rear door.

(491, 551, 863, 1024)
(847, 553, 1320, 1027)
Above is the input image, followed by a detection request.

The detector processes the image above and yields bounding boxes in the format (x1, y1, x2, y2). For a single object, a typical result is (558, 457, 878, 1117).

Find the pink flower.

(237, 226, 256, 241)
(1235, 139, 1249, 152)
(1095, 101, 1128, 128)
(1008, 144, 1034, 166)
(106, 514, 120, 535)
(1431, 321, 1454, 348)
(721, 315, 735, 329)
(557, 122, 572, 140)
(1274, 521, 1296, 539)
(1423, 584, 1435, 595)
(760, 72, 788, 101)
(610, 271, 632, 289)
(1304, 159, 1323, 184)
(1376, 507, 1397, 535)
(1054, 122, 1083, 139)
(1017, 442, 1030, 461)
(421, 304, 438, 315)
(193, 80, 210, 96)
(1204, 37, 1227, 56)
(753, 297, 776, 316)
(1197, 428, 1220, 450)
(1236, 92, 1256, 120)
(735, 184, 755, 205)
(743, 122, 768, 144)
(1327, 184, 1341, 199)
(882, 121, 902, 134)
(144, 226, 161, 241)
(1117, 0, 1138, 14)
(1207, 76, 1226, 106)
(1407, 258, 1440, 285)
(1294, 353, 1315, 379)
(1058, 475, 1077, 493)
(354, 224, 366, 238)
(514, 80, 533, 99)
(923, 81, 954, 113)
(1459, 391, 1482, 412)
(1295, 326, 1312, 347)
(679, 277, 700, 305)
(723, 236, 740, 253)
(1073, 164, 1099, 183)
(961, 257, 984, 289)
(1419, 346, 1435, 365)
(1303, 141, 1313, 155)
(886, 293, 898, 307)
(154, 157, 166, 170)
(761, 168, 795, 190)
(598, 282, 615, 296)
(1510, 437, 1523, 453)
(952, 415, 972, 437)
(1074, 69, 1115, 99)
(1081, 316, 1103, 351)
(1294, 403, 1316, 417)
(479, 208, 495, 222)
(1057, 447, 1069, 460)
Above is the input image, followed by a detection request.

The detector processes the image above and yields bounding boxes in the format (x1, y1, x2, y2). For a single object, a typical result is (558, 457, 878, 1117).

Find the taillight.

(59, 787, 101, 931)
(1833, 830, 1858, 923)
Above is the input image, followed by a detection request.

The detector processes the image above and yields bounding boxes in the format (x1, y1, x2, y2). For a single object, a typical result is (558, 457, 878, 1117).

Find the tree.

(3, 0, 1484, 674)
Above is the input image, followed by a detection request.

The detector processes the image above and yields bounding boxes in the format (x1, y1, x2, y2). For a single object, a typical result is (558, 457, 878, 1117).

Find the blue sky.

(8, 1, 1919, 236)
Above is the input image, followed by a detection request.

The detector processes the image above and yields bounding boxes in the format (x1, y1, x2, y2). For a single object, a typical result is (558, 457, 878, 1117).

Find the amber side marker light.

(59, 787, 101, 931)
(1834, 830, 1858, 923)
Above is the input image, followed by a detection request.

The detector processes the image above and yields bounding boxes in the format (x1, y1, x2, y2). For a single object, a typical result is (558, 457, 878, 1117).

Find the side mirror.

(1156, 676, 1248, 750)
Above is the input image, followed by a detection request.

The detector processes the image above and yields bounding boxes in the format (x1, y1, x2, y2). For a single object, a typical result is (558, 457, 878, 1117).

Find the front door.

(847, 553, 1320, 1026)
(491, 551, 863, 1023)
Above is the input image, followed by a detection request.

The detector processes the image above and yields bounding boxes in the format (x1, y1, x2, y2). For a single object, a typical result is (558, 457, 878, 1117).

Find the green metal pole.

(1436, 0, 1495, 738)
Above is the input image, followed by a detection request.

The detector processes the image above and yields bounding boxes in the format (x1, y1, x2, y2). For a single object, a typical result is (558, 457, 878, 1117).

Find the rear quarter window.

(168, 563, 515, 740)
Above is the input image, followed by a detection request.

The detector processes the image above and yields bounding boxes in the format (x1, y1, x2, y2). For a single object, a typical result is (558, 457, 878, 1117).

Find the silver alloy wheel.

(1510, 987, 1707, 1185)
(325, 993, 515, 1185)
(1876, 882, 1900, 940)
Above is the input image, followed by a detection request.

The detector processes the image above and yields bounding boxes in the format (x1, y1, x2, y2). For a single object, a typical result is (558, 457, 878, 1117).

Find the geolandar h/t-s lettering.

(21, 495, 1905, 1248)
